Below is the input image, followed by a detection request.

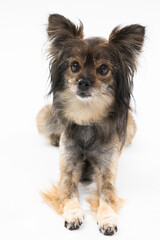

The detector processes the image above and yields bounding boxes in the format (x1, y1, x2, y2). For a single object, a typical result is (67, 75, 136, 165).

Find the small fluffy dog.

(37, 14, 145, 236)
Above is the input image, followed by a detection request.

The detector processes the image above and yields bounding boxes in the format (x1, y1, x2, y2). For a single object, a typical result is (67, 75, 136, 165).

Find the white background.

(0, 0, 160, 239)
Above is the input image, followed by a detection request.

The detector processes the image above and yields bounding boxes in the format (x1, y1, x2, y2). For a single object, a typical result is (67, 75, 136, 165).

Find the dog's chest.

(78, 125, 96, 145)
(67, 124, 100, 149)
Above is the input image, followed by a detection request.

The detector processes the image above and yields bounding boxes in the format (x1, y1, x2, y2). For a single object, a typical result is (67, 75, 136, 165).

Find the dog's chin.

(76, 92, 92, 101)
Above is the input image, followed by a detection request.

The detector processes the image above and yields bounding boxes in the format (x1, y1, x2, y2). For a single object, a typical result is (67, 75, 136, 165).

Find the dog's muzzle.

(77, 79, 92, 99)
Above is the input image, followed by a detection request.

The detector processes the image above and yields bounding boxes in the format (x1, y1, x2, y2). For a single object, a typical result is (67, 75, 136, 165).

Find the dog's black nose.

(78, 79, 91, 91)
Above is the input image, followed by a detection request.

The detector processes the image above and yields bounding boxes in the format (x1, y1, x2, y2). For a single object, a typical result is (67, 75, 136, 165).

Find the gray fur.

(59, 122, 117, 182)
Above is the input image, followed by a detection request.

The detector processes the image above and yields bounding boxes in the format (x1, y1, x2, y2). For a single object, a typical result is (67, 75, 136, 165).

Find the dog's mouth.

(76, 91, 92, 100)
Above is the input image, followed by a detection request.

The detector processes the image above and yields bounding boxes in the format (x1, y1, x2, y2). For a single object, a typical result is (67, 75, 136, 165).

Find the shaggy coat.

(37, 14, 145, 236)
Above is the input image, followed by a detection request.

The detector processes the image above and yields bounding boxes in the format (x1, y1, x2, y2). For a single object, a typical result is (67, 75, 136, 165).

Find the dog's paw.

(63, 208, 84, 231)
(97, 205, 118, 236)
(64, 219, 83, 230)
(99, 225, 118, 236)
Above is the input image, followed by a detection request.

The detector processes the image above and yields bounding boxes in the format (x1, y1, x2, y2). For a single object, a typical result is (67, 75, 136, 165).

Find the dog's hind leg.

(125, 111, 137, 147)
(36, 104, 62, 146)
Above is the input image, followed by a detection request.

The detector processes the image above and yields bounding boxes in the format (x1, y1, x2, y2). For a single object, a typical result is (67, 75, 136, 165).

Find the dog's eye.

(97, 64, 109, 76)
(71, 61, 80, 73)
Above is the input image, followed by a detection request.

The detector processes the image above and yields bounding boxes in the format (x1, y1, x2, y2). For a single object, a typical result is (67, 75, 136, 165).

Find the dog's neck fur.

(54, 88, 114, 126)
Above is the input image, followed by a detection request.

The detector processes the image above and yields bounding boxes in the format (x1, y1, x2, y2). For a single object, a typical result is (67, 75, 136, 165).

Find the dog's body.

(37, 14, 145, 235)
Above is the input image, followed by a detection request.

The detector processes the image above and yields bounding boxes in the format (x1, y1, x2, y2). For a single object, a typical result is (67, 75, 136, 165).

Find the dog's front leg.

(58, 135, 84, 230)
(94, 149, 120, 236)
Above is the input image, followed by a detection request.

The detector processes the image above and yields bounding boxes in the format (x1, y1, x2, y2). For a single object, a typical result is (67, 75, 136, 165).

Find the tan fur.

(36, 104, 54, 136)
(86, 117, 134, 219)
(41, 184, 84, 224)
(36, 104, 61, 145)
(36, 104, 136, 145)
(59, 132, 83, 186)
(49, 134, 60, 146)
(41, 184, 63, 215)
(41, 134, 84, 225)
(96, 199, 118, 233)
(87, 190, 124, 216)
(87, 190, 99, 215)
(89, 146, 121, 232)
(66, 55, 113, 85)
(125, 111, 137, 147)
(38, 106, 134, 220)
(37, 107, 136, 231)
(63, 198, 84, 226)
(59, 88, 113, 125)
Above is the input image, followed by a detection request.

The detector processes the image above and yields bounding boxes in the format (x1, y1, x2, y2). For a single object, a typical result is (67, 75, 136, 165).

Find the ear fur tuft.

(47, 14, 84, 51)
(109, 24, 145, 53)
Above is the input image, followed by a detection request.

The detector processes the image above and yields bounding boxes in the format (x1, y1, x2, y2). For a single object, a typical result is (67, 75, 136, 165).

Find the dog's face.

(47, 14, 145, 129)
(63, 37, 114, 101)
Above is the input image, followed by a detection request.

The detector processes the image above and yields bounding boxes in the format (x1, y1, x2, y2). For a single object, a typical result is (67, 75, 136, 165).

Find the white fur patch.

(76, 95, 92, 101)
(63, 208, 84, 223)
(63, 198, 84, 224)
(96, 203, 118, 230)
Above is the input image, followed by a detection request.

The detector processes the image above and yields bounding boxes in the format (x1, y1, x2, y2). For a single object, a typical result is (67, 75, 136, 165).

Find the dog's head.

(47, 14, 145, 138)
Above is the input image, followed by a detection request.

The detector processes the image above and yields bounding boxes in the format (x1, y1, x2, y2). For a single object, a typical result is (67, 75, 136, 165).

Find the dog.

(37, 14, 145, 236)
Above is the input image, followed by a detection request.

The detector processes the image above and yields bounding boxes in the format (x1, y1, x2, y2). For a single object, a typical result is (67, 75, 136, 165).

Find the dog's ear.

(109, 25, 145, 143)
(47, 14, 84, 52)
(109, 24, 145, 69)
